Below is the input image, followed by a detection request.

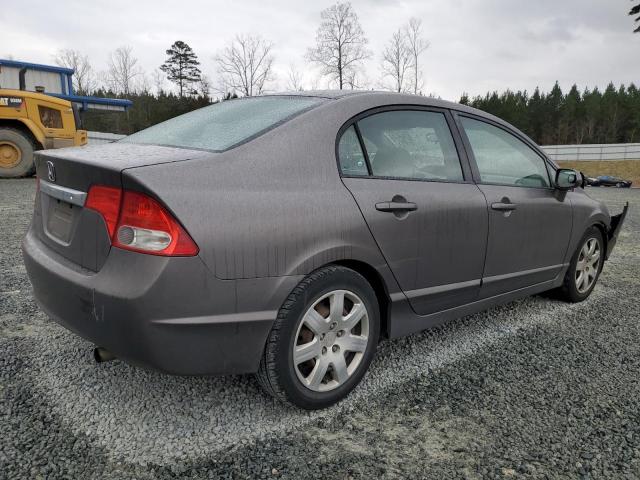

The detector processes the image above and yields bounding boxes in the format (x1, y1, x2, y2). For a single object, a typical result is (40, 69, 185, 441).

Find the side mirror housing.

(579, 171, 587, 188)
(556, 168, 580, 190)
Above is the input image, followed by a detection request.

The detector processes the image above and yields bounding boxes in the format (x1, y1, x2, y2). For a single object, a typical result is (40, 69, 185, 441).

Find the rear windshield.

(121, 96, 325, 151)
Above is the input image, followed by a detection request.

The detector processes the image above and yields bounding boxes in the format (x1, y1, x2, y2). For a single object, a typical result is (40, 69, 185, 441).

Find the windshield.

(121, 96, 325, 151)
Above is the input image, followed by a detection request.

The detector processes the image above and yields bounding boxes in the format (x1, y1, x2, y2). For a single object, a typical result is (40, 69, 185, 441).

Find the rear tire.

(0, 128, 37, 178)
(557, 226, 604, 303)
(256, 265, 380, 409)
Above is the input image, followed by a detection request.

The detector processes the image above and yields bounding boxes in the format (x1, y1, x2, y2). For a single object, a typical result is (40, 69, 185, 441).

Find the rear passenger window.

(357, 110, 464, 181)
(338, 126, 368, 176)
(461, 117, 550, 188)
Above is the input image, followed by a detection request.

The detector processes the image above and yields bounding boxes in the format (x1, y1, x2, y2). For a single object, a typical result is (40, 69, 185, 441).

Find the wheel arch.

(330, 259, 392, 339)
(564, 206, 610, 266)
(591, 221, 608, 261)
(583, 211, 609, 260)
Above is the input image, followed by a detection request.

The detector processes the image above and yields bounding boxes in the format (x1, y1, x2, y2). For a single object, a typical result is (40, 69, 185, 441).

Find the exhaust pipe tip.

(93, 347, 116, 363)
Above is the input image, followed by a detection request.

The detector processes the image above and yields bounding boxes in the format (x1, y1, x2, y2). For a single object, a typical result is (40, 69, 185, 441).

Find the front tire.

(256, 265, 380, 409)
(0, 128, 37, 178)
(558, 226, 604, 302)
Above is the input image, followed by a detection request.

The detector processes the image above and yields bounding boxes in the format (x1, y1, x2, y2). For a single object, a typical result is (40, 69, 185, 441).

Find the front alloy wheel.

(559, 226, 604, 302)
(575, 238, 601, 294)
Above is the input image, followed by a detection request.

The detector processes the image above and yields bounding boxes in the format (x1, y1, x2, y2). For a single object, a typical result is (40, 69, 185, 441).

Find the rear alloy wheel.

(257, 265, 380, 409)
(559, 226, 604, 302)
(293, 289, 370, 392)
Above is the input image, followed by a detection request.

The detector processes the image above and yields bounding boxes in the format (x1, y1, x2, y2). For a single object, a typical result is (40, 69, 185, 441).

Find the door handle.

(491, 202, 517, 211)
(375, 201, 418, 212)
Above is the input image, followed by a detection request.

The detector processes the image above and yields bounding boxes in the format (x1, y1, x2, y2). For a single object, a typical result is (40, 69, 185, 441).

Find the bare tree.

(53, 49, 96, 95)
(307, 2, 371, 90)
(404, 18, 430, 95)
(199, 74, 212, 99)
(106, 46, 142, 95)
(137, 73, 152, 94)
(151, 69, 166, 94)
(381, 29, 412, 92)
(309, 73, 322, 91)
(286, 64, 305, 91)
(343, 69, 365, 90)
(214, 34, 274, 96)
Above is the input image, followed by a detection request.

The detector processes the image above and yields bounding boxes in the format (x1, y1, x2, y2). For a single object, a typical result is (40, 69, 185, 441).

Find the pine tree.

(582, 87, 602, 143)
(601, 83, 621, 142)
(160, 41, 202, 97)
(626, 84, 640, 141)
(544, 82, 564, 144)
(563, 85, 583, 144)
(630, 2, 640, 32)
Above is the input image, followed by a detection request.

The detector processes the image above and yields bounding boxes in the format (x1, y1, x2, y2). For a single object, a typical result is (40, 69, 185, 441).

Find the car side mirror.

(579, 171, 587, 188)
(556, 168, 579, 190)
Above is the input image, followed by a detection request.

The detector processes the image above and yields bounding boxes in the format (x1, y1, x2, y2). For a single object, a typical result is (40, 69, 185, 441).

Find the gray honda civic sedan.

(23, 91, 627, 409)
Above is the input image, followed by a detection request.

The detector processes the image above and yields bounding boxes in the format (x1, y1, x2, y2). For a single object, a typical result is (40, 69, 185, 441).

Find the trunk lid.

(32, 142, 211, 271)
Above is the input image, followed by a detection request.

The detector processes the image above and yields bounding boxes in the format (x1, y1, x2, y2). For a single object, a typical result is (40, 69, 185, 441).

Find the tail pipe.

(93, 347, 116, 363)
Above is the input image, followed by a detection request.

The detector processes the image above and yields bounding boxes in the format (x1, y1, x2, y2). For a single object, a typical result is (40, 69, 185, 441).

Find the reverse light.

(85, 186, 198, 256)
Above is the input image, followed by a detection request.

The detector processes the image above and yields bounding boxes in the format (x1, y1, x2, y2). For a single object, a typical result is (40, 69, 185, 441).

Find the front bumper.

(22, 229, 277, 375)
(606, 202, 629, 259)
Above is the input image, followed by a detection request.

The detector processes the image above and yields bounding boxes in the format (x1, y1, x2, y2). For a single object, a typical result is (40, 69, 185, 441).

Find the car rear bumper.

(22, 228, 278, 375)
(606, 202, 629, 259)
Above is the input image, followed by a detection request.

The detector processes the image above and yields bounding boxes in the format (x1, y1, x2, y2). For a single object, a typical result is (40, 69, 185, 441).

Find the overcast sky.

(1, 0, 637, 100)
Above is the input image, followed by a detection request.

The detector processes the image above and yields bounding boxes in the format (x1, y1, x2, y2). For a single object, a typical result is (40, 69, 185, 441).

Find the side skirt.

(387, 274, 565, 339)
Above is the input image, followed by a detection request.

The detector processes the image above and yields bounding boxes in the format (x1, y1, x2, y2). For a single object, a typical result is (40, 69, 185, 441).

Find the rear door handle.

(491, 202, 517, 211)
(375, 201, 418, 212)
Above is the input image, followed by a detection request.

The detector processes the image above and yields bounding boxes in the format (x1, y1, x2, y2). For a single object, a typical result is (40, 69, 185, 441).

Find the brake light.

(85, 186, 198, 257)
(85, 185, 122, 238)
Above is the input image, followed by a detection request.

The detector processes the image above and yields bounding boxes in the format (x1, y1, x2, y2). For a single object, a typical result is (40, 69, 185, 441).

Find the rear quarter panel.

(122, 98, 403, 295)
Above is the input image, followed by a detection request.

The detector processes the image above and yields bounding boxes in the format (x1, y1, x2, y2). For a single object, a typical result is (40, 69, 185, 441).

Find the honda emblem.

(46, 161, 56, 182)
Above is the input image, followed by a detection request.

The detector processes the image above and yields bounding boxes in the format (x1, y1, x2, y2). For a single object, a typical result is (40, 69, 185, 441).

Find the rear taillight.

(85, 186, 198, 257)
(85, 186, 122, 238)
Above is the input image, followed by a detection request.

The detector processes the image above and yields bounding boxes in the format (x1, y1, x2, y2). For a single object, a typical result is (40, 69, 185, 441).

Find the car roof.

(258, 90, 544, 155)
(264, 90, 502, 123)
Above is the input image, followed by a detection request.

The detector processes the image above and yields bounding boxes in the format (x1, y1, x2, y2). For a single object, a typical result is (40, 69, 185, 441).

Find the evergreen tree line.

(80, 89, 239, 135)
(86, 81, 640, 145)
(460, 82, 640, 145)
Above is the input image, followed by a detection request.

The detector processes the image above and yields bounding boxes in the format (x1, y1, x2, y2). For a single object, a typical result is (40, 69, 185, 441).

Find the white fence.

(541, 143, 640, 162)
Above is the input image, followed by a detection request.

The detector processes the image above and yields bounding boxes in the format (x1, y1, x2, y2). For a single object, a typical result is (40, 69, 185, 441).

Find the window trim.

(353, 123, 373, 175)
(335, 105, 475, 184)
(336, 124, 371, 177)
(452, 111, 554, 190)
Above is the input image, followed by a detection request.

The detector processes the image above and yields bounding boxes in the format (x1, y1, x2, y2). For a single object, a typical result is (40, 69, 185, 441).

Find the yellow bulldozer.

(0, 59, 131, 178)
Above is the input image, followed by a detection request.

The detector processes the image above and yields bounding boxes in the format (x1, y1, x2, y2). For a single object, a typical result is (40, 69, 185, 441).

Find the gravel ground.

(1, 178, 638, 479)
